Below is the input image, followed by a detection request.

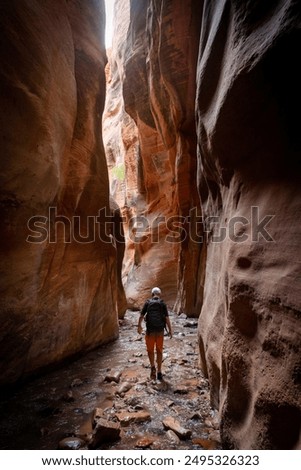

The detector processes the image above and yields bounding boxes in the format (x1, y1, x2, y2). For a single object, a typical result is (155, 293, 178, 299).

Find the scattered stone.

(135, 436, 154, 449)
(166, 429, 181, 444)
(205, 418, 214, 428)
(58, 437, 85, 450)
(134, 352, 143, 357)
(104, 370, 122, 383)
(174, 386, 189, 395)
(128, 403, 144, 412)
(167, 400, 174, 407)
(192, 438, 219, 450)
(152, 380, 169, 392)
(178, 359, 189, 365)
(113, 403, 124, 411)
(116, 381, 132, 395)
(125, 396, 141, 407)
(128, 358, 137, 363)
(116, 410, 151, 427)
(88, 419, 121, 449)
(133, 335, 142, 342)
(91, 408, 104, 429)
(162, 416, 192, 440)
(71, 378, 83, 388)
(184, 321, 198, 328)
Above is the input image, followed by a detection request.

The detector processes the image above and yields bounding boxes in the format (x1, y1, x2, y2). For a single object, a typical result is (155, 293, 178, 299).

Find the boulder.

(88, 419, 121, 449)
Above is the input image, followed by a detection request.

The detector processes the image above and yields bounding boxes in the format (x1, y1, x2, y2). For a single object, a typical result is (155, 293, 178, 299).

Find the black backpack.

(145, 297, 166, 333)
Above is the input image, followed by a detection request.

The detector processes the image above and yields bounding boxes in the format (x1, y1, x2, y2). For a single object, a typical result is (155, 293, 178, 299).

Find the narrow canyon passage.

(0, 311, 220, 450)
(0, 0, 300, 451)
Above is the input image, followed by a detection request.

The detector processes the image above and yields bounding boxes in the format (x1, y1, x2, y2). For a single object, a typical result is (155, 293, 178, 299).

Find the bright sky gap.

(104, 0, 115, 48)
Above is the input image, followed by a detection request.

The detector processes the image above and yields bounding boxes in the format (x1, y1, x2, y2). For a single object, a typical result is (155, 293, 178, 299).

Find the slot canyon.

(0, 0, 300, 450)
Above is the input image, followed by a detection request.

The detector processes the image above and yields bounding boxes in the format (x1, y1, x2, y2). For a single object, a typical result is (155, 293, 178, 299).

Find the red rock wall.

(104, 0, 204, 312)
(196, 0, 301, 450)
(0, 0, 121, 384)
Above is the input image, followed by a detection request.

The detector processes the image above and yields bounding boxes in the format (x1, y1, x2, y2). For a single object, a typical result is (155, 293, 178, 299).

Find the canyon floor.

(0, 310, 221, 450)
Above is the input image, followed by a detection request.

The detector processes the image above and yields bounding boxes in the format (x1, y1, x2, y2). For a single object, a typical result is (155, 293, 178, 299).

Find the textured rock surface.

(106, 0, 301, 450)
(196, 0, 301, 450)
(103, 0, 203, 312)
(0, 0, 121, 384)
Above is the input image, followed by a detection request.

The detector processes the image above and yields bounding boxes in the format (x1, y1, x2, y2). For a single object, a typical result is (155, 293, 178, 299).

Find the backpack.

(145, 297, 166, 333)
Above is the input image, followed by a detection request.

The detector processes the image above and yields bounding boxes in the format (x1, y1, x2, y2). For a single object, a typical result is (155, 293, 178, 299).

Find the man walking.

(137, 287, 172, 381)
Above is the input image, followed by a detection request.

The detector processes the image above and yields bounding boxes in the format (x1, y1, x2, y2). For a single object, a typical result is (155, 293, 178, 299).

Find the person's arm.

(137, 301, 148, 334)
(163, 302, 172, 338)
(165, 316, 173, 338)
(137, 314, 144, 335)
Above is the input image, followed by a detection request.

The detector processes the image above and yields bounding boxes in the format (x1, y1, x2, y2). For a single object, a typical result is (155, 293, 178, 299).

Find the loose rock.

(163, 416, 192, 440)
(184, 321, 198, 328)
(174, 386, 189, 395)
(104, 371, 122, 383)
(192, 438, 219, 450)
(166, 429, 181, 444)
(135, 436, 154, 449)
(116, 382, 132, 395)
(116, 410, 151, 427)
(88, 419, 121, 449)
(58, 437, 85, 450)
(91, 408, 104, 429)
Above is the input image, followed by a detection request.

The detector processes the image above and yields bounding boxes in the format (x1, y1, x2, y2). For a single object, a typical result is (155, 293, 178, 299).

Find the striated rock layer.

(0, 0, 124, 384)
(196, 0, 301, 449)
(103, 0, 203, 312)
(106, 0, 301, 449)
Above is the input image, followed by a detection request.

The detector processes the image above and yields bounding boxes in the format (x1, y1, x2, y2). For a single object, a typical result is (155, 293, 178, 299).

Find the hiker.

(137, 287, 172, 381)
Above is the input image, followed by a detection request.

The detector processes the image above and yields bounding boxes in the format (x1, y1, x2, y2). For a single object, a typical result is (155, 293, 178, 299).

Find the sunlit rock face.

(196, 0, 301, 449)
(104, 0, 203, 312)
(0, 0, 122, 384)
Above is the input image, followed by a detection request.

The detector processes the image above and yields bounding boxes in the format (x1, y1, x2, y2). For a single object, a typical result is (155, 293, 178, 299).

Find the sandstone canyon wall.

(106, 0, 301, 449)
(196, 0, 301, 449)
(0, 0, 124, 384)
(103, 0, 204, 313)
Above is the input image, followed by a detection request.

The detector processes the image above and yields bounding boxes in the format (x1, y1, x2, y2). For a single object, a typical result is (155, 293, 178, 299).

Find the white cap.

(151, 287, 161, 295)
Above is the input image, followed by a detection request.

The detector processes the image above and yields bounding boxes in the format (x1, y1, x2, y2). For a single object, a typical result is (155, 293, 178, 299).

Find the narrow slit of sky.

(105, 0, 115, 48)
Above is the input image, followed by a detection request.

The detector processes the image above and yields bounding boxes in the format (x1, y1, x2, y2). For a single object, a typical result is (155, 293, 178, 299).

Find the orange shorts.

(145, 332, 164, 354)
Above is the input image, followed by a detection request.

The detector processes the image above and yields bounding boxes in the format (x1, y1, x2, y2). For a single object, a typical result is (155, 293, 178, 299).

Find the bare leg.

(147, 350, 155, 368)
(157, 350, 162, 373)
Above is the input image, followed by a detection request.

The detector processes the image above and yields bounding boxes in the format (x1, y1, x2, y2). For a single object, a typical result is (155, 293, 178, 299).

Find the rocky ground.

(0, 310, 221, 450)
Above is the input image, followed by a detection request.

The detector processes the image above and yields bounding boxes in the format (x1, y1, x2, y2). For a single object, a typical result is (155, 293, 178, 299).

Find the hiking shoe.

(150, 366, 156, 379)
(157, 372, 163, 381)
